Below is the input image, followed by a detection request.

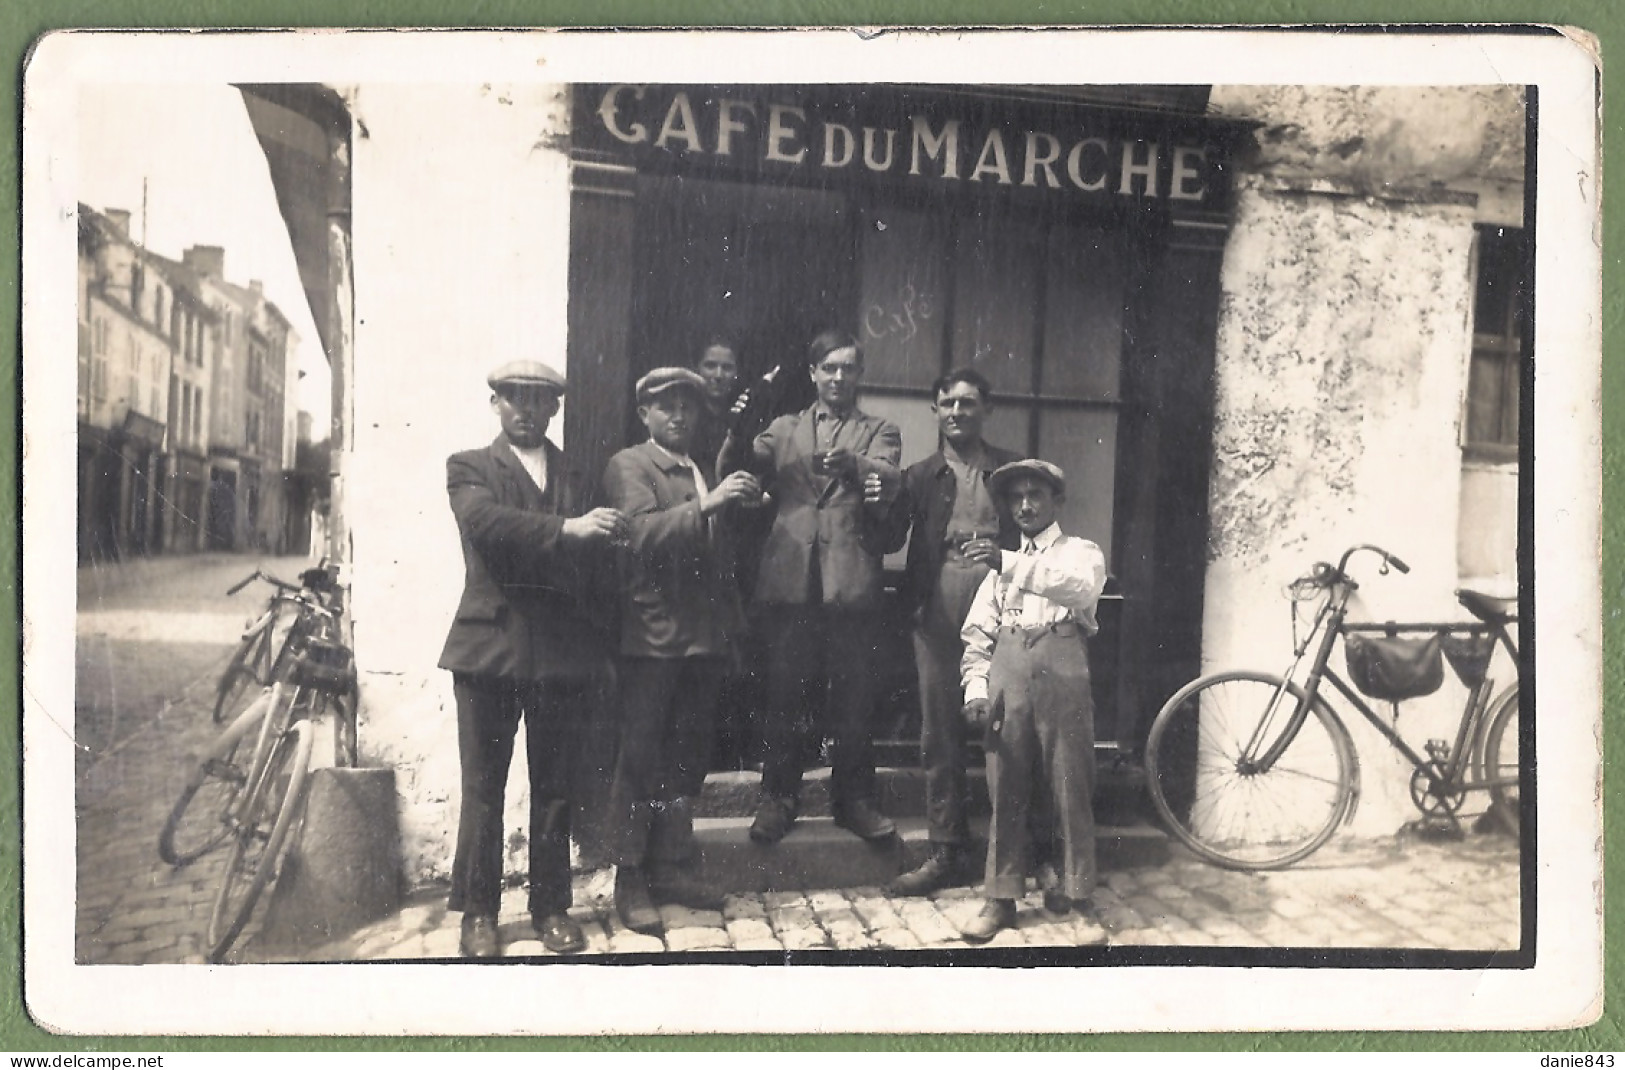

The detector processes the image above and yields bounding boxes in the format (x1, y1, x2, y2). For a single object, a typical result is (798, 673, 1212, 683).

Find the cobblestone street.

(293, 832, 1520, 962)
(72, 553, 1524, 967)
(74, 552, 318, 965)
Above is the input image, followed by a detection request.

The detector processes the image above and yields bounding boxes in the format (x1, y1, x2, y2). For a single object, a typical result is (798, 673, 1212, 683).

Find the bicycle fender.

(1342, 739, 1365, 827)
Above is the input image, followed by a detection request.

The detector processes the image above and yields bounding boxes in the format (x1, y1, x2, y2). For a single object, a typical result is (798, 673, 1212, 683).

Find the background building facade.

(77, 209, 309, 560)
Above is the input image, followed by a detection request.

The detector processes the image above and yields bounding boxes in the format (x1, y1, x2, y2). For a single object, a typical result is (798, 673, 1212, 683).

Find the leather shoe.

(1044, 888, 1072, 915)
(749, 795, 799, 845)
(614, 866, 663, 936)
(532, 912, 586, 954)
(960, 898, 1017, 943)
(886, 845, 968, 897)
(459, 914, 501, 958)
(832, 797, 897, 842)
(647, 870, 725, 912)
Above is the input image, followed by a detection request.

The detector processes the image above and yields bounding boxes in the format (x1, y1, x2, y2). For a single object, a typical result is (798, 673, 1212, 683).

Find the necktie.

(1008, 539, 1039, 625)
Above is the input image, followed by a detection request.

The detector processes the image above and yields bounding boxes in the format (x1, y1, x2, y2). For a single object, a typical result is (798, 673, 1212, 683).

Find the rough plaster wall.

(1207, 174, 1490, 834)
(347, 83, 573, 885)
(1210, 85, 1527, 198)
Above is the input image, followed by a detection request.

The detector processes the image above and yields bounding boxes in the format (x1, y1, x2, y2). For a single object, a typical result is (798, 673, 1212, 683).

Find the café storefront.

(564, 83, 1254, 754)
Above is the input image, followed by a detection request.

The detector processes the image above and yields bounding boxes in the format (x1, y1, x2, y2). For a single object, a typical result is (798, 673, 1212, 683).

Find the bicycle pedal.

(202, 759, 246, 783)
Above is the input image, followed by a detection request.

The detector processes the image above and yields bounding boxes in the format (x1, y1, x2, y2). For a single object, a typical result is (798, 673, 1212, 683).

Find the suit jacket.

(602, 440, 742, 658)
(438, 435, 611, 680)
(893, 444, 1023, 614)
(743, 403, 902, 607)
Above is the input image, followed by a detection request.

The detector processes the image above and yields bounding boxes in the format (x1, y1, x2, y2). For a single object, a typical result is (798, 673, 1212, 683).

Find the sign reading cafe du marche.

(575, 84, 1237, 213)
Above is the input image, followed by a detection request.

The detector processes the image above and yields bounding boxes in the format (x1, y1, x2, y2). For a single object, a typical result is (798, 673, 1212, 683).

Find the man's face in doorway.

(491, 385, 559, 450)
(639, 389, 701, 456)
(934, 380, 989, 449)
(697, 345, 740, 407)
(810, 345, 863, 413)
(1004, 475, 1062, 539)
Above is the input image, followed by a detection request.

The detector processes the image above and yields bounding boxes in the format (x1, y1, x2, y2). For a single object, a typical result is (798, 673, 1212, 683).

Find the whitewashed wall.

(345, 83, 574, 883)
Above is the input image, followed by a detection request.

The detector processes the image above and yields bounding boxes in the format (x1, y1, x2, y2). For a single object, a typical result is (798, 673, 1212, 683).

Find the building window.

(1464, 225, 1528, 460)
(91, 318, 108, 404)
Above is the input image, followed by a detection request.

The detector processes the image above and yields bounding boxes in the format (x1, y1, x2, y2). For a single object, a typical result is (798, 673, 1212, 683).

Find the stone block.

(259, 768, 404, 950)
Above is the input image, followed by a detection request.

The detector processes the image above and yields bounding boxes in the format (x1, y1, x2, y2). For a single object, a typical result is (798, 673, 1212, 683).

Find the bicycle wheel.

(205, 718, 315, 963)
(1478, 683, 1521, 836)
(1145, 670, 1357, 870)
(157, 694, 273, 866)
(213, 628, 269, 725)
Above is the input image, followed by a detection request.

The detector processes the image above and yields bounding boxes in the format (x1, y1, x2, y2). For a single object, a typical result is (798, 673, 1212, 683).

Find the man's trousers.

(605, 656, 726, 871)
(759, 606, 883, 805)
(912, 554, 994, 846)
(982, 627, 1097, 901)
(449, 672, 592, 919)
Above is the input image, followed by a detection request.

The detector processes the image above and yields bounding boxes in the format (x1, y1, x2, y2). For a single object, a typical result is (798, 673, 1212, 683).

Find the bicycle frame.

(1258, 553, 1520, 802)
(230, 682, 298, 827)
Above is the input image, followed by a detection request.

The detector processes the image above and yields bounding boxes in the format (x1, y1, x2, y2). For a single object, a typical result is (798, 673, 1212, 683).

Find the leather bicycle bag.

(1441, 633, 1497, 688)
(1345, 631, 1445, 702)
(290, 636, 356, 695)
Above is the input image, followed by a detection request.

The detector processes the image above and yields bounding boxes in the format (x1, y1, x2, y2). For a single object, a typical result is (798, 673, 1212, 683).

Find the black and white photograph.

(22, 27, 1602, 1036)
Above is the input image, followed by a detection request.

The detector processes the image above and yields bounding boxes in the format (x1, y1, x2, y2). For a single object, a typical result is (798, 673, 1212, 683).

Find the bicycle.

(212, 565, 343, 727)
(1143, 543, 1521, 871)
(159, 569, 356, 866)
(157, 634, 356, 962)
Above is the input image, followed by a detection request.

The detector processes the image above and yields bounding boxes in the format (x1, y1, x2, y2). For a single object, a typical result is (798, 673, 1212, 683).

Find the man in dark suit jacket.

(600, 367, 763, 935)
(439, 360, 628, 958)
(719, 329, 902, 845)
(885, 368, 1021, 897)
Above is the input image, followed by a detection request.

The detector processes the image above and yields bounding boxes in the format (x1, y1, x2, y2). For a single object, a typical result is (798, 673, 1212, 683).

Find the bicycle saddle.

(1456, 587, 1517, 623)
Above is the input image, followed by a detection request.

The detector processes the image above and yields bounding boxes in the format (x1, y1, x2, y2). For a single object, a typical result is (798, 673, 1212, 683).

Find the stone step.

(696, 755, 1154, 827)
(690, 815, 1170, 896)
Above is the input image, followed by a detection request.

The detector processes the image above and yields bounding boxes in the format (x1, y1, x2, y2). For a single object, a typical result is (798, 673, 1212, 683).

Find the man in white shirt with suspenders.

(957, 459, 1108, 943)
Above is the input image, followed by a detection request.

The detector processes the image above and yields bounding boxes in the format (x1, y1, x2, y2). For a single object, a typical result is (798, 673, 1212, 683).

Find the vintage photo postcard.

(21, 26, 1602, 1036)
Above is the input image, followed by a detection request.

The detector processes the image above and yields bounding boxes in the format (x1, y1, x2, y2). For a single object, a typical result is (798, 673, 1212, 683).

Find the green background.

(6, 0, 1616, 1054)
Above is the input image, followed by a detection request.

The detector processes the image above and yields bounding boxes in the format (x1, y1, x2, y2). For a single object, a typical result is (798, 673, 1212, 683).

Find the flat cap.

(635, 366, 708, 404)
(989, 458, 1066, 497)
(488, 360, 567, 393)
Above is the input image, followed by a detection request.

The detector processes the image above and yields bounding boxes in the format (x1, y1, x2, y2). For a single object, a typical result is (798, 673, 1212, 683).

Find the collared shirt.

(812, 402, 852, 453)
(959, 522, 1107, 702)
(648, 439, 709, 496)
(510, 442, 549, 495)
(943, 449, 1000, 544)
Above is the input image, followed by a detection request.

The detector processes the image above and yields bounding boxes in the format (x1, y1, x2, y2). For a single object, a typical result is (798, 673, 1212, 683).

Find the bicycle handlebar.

(1295, 545, 1411, 594)
(225, 569, 318, 598)
(1334, 543, 1409, 577)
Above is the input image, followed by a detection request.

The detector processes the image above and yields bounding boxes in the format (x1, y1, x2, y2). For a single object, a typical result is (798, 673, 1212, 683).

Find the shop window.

(856, 202, 1127, 564)
(1464, 225, 1528, 461)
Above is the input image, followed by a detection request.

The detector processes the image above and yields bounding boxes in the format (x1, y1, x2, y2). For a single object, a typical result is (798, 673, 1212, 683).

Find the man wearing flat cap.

(599, 368, 762, 935)
(439, 360, 629, 958)
(955, 459, 1108, 944)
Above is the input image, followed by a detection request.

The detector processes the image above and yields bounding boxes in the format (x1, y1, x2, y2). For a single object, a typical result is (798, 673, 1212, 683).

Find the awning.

(236, 84, 352, 368)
